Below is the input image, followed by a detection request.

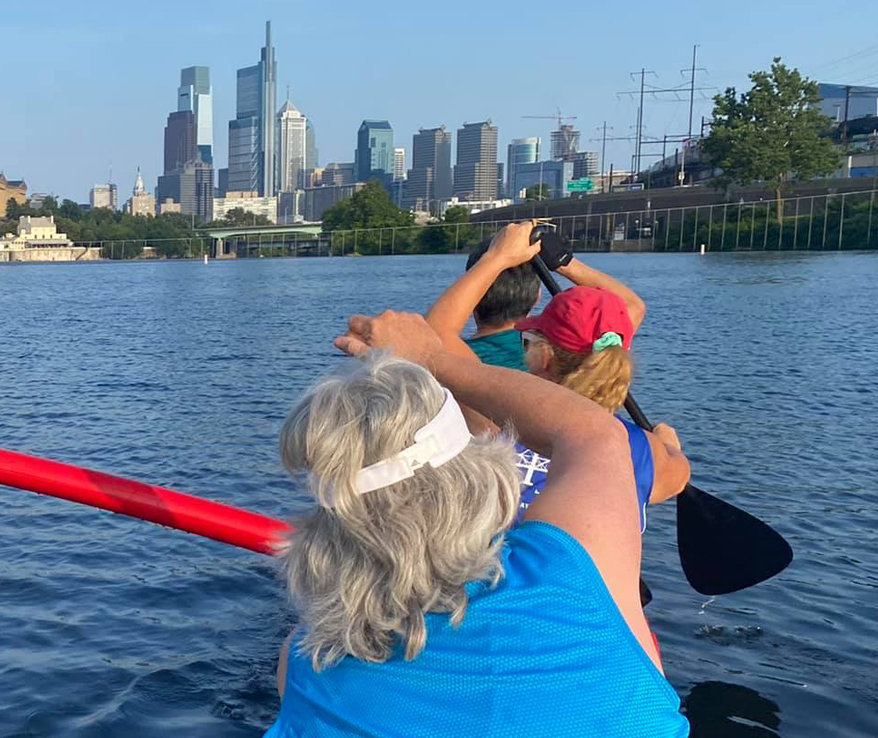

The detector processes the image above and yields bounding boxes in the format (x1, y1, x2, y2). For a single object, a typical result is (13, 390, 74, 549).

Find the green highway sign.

(566, 178, 593, 192)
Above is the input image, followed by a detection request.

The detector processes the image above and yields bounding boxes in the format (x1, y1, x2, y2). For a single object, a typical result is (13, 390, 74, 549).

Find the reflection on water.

(684, 681, 781, 737)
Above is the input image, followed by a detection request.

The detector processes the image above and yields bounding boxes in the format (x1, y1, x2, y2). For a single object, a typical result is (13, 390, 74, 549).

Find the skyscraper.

(228, 21, 277, 196)
(507, 137, 540, 200)
(571, 151, 599, 179)
(453, 120, 498, 201)
(511, 160, 573, 201)
(156, 161, 213, 222)
(90, 184, 118, 210)
(306, 119, 318, 171)
(177, 66, 213, 165)
(160, 65, 213, 219)
(164, 110, 197, 174)
(394, 148, 406, 181)
(403, 126, 452, 211)
(550, 124, 581, 161)
(277, 98, 307, 192)
(355, 120, 393, 183)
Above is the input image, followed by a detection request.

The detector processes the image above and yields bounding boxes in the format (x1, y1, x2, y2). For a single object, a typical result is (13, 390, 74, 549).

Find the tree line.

(5, 58, 857, 258)
(1, 198, 200, 258)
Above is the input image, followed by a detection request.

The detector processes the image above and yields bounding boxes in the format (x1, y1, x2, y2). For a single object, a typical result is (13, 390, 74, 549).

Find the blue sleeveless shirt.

(264, 522, 688, 738)
(515, 418, 654, 530)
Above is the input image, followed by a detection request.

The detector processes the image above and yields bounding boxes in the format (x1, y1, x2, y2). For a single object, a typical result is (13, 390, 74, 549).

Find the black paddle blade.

(639, 578, 653, 608)
(677, 485, 793, 596)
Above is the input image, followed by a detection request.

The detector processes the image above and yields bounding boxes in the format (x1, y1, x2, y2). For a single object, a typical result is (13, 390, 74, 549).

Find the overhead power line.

(812, 44, 878, 74)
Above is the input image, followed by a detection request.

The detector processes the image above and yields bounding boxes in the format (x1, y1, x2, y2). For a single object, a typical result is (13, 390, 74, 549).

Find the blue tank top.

(264, 522, 688, 738)
(515, 418, 654, 531)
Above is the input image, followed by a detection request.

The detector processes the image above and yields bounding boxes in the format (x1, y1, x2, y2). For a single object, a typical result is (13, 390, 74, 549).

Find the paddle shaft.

(0, 447, 290, 555)
(530, 251, 793, 596)
(531, 255, 654, 605)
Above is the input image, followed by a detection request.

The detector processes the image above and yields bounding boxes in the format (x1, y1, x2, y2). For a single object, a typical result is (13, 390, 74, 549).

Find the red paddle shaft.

(0, 448, 292, 555)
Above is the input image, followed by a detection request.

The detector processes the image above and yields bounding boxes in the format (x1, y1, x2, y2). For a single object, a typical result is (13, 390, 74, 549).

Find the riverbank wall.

(0, 247, 102, 263)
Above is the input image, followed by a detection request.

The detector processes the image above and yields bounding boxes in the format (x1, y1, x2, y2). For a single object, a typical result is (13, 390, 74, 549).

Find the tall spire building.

(228, 21, 277, 196)
(277, 95, 307, 192)
(124, 167, 156, 216)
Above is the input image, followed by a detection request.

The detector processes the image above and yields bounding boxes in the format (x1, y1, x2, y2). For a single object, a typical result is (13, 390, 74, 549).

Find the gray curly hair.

(278, 352, 520, 671)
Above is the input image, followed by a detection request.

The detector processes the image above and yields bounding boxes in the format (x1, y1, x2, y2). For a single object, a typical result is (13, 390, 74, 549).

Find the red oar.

(0, 447, 291, 555)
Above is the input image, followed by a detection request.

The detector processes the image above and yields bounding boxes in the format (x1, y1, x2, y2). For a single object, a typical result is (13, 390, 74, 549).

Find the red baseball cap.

(514, 286, 634, 353)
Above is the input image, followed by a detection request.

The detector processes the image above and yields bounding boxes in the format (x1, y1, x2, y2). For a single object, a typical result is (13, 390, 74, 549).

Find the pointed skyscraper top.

(278, 99, 301, 116)
(133, 167, 145, 196)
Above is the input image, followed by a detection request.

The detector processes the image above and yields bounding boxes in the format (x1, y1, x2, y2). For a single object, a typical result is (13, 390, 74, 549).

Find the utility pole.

(618, 69, 657, 180)
(590, 128, 640, 191)
(687, 45, 699, 139)
(597, 122, 612, 193)
(636, 70, 646, 175)
(842, 85, 852, 143)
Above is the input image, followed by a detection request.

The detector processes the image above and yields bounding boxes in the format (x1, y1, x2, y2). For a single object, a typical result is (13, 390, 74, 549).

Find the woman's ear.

(526, 341, 553, 378)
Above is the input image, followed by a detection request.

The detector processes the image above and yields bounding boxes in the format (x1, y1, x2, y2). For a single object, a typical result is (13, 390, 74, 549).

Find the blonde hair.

(529, 334, 632, 413)
(278, 352, 520, 671)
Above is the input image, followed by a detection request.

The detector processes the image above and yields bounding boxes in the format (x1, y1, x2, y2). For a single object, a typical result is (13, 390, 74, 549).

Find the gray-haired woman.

(264, 311, 689, 738)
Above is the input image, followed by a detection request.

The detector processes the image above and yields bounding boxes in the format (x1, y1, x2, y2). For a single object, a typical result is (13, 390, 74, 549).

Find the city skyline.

(4, 1, 877, 201)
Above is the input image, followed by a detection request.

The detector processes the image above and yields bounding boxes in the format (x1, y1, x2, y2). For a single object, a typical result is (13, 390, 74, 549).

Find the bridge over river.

(204, 222, 326, 258)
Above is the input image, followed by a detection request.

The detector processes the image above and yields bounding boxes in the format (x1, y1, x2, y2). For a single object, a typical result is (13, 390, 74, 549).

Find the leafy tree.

(702, 58, 840, 219)
(414, 205, 480, 254)
(5, 199, 32, 219)
(443, 205, 470, 224)
(58, 199, 85, 221)
(322, 180, 414, 254)
(38, 196, 59, 215)
(215, 207, 273, 227)
(416, 222, 451, 253)
(525, 183, 550, 201)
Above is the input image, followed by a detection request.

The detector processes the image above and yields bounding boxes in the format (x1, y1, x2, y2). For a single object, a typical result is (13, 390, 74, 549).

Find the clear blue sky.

(4, 0, 877, 202)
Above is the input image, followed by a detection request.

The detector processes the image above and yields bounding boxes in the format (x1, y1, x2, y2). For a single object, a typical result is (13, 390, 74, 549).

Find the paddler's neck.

(472, 321, 518, 339)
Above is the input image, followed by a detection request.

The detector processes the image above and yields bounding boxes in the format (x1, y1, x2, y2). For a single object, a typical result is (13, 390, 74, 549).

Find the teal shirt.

(465, 329, 527, 371)
(264, 522, 689, 738)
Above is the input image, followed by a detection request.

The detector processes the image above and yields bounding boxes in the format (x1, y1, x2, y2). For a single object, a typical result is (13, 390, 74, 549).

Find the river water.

(0, 252, 875, 737)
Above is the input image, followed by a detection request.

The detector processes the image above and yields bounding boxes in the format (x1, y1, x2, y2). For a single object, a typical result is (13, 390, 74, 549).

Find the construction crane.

(521, 108, 578, 128)
(522, 109, 580, 160)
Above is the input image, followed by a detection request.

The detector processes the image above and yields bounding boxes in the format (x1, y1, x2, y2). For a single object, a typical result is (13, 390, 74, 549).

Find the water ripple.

(1, 254, 876, 736)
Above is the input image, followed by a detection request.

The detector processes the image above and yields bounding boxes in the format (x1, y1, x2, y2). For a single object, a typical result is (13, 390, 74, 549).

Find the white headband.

(354, 388, 472, 494)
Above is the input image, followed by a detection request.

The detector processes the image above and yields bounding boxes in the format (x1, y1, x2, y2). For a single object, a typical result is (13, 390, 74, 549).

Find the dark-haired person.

(427, 221, 689, 527)
(456, 237, 543, 370)
(430, 222, 647, 373)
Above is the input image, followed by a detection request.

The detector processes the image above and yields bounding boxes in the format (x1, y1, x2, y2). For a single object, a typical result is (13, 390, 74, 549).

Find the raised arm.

(425, 221, 539, 353)
(557, 258, 647, 333)
(335, 312, 660, 670)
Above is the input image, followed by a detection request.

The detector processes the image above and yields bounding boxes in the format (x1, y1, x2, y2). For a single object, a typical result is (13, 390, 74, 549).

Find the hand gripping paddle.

(527, 232, 792, 595)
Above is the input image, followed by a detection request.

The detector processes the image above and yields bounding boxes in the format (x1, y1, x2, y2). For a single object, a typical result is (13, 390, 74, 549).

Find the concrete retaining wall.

(0, 247, 102, 263)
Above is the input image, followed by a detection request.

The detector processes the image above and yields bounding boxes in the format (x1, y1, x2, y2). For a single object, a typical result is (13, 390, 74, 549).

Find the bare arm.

(425, 221, 539, 348)
(556, 258, 647, 333)
(335, 313, 661, 671)
(425, 248, 508, 341)
(647, 423, 691, 504)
